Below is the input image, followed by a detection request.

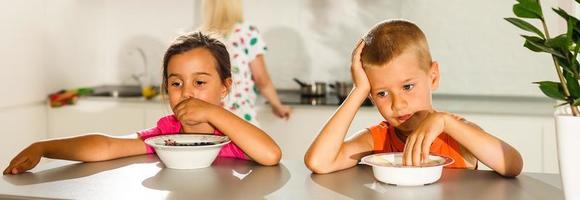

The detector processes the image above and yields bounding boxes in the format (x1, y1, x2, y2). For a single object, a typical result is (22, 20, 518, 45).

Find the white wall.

(99, 0, 195, 87)
(243, 0, 574, 97)
(0, 0, 48, 166)
(45, 0, 196, 90)
(245, 0, 402, 89)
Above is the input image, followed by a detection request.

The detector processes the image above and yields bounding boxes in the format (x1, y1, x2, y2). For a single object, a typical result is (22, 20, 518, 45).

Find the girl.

(201, 0, 292, 125)
(4, 32, 281, 175)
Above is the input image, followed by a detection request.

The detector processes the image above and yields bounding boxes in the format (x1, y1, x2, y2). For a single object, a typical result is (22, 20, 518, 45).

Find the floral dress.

(222, 23, 267, 126)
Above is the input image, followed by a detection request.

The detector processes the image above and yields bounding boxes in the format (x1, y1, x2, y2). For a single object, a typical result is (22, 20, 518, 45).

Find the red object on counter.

(48, 90, 78, 107)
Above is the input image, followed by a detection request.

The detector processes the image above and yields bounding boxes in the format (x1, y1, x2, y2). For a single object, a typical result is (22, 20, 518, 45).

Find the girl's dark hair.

(162, 32, 231, 94)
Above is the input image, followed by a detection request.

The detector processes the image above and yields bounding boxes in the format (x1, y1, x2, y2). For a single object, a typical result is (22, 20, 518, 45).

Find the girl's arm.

(3, 134, 147, 175)
(304, 88, 374, 174)
(442, 115, 523, 177)
(207, 107, 282, 166)
(249, 55, 292, 119)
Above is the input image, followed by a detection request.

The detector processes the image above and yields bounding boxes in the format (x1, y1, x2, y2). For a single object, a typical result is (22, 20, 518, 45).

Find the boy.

(304, 19, 523, 177)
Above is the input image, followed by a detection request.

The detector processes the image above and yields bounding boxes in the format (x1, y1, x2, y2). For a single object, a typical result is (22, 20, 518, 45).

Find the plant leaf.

(513, 0, 543, 19)
(573, 97, 580, 106)
(505, 18, 545, 38)
(557, 57, 575, 75)
(534, 81, 566, 100)
(546, 34, 570, 49)
(552, 8, 580, 42)
(523, 36, 545, 52)
(522, 35, 566, 58)
(565, 72, 580, 98)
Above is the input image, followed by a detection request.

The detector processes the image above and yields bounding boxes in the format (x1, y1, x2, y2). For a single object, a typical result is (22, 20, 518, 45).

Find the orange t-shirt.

(368, 121, 472, 169)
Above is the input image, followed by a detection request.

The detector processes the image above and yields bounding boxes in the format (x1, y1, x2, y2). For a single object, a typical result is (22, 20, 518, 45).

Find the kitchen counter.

(0, 155, 563, 199)
(268, 90, 556, 115)
(79, 89, 556, 116)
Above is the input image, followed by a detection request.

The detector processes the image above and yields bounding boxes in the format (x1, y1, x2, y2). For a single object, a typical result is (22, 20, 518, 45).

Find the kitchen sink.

(89, 85, 143, 98)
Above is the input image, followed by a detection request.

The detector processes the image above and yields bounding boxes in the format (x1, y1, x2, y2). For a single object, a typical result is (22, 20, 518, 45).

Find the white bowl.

(144, 134, 231, 169)
(359, 152, 454, 186)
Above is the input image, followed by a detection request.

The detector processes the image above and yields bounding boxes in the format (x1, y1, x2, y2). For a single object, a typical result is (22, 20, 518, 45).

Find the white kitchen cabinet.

(458, 114, 554, 173)
(47, 98, 170, 138)
(256, 105, 383, 163)
(47, 96, 559, 173)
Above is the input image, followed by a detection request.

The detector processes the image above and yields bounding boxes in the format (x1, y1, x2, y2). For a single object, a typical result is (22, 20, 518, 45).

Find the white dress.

(222, 23, 267, 126)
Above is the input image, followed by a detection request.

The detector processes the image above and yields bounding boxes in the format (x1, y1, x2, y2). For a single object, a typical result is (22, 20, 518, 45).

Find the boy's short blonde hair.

(361, 19, 432, 70)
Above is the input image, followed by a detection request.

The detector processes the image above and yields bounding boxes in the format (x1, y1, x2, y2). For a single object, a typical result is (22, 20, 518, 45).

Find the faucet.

(129, 47, 149, 86)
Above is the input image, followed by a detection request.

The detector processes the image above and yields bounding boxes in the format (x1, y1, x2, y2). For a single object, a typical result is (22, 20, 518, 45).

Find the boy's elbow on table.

(304, 156, 334, 174)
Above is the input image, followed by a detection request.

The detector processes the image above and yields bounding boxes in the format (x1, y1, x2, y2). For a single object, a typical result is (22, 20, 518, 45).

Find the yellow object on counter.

(142, 86, 158, 100)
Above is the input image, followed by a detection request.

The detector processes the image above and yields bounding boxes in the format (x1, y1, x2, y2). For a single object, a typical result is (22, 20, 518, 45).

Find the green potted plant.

(505, 0, 580, 199)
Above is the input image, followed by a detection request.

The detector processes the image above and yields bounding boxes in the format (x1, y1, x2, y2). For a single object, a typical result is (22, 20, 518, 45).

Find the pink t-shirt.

(138, 115, 248, 160)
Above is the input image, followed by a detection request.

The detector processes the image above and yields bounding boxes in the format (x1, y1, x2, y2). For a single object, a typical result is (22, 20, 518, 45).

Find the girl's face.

(365, 50, 440, 133)
(166, 48, 231, 110)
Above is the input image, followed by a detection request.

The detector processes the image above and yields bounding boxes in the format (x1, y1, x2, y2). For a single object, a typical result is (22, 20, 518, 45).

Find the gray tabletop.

(0, 155, 563, 200)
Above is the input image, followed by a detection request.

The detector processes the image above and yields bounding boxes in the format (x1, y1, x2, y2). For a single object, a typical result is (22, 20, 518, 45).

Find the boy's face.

(166, 48, 231, 110)
(365, 50, 440, 132)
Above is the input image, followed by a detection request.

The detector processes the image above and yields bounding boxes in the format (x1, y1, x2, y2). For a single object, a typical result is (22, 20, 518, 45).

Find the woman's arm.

(249, 55, 292, 119)
(207, 106, 282, 166)
(3, 133, 147, 175)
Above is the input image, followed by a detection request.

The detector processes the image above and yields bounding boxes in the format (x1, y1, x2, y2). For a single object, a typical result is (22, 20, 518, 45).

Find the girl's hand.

(3, 143, 43, 175)
(272, 104, 292, 120)
(173, 97, 217, 127)
(402, 111, 449, 166)
(351, 39, 370, 93)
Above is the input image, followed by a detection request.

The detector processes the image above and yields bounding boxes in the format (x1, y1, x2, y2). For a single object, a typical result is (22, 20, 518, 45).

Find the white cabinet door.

(144, 104, 172, 129)
(257, 105, 383, 162)
(47, 100, 145, 138)
(459, 113, 548, 173)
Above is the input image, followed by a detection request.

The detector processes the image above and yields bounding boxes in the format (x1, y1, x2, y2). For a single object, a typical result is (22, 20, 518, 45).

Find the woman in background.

(200, 0, 292, 125)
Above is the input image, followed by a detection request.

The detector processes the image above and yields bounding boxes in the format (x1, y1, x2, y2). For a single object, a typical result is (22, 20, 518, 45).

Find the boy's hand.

(351, 39, 370, 93)
(402, 111, 449, 166)
(3, 143, 43, 175)
(173, 97, 217, 128)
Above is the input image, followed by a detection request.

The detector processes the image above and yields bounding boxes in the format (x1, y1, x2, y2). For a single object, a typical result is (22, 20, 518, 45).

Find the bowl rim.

(144, 133, 231, 150)
(359, 152, 454, 168)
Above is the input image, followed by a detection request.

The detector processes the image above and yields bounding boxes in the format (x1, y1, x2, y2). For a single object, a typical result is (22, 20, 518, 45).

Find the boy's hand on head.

(174, 97, 216, 127)
(402, 111, 448, 166)
(3, 144, 43, 175)
(350, 39, 370, 93)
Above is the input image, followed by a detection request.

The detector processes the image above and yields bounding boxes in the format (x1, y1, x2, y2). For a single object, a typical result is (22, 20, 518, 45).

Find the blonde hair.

(361, 19, 432, 70)
(201, 0, 243, 36)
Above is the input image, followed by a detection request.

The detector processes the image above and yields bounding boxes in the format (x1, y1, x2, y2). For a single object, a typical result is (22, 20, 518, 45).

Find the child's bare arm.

(403, 112, 523, 177)
(3, 134, 147, 175)
(304, 121, 374, 174)
(206, 107, 282, 166)
(443, 115, 523, 177)
(173, 96, 281, 166)
(304, 40, 374, 174)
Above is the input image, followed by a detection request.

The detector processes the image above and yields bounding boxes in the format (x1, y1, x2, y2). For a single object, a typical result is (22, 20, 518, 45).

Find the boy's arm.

(206, 107, 282, 166)
(3, 133, 147, 175)
(303, 88, 374, 173)
(443, 114, 523, 177)
(305, 39, 375, 174)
